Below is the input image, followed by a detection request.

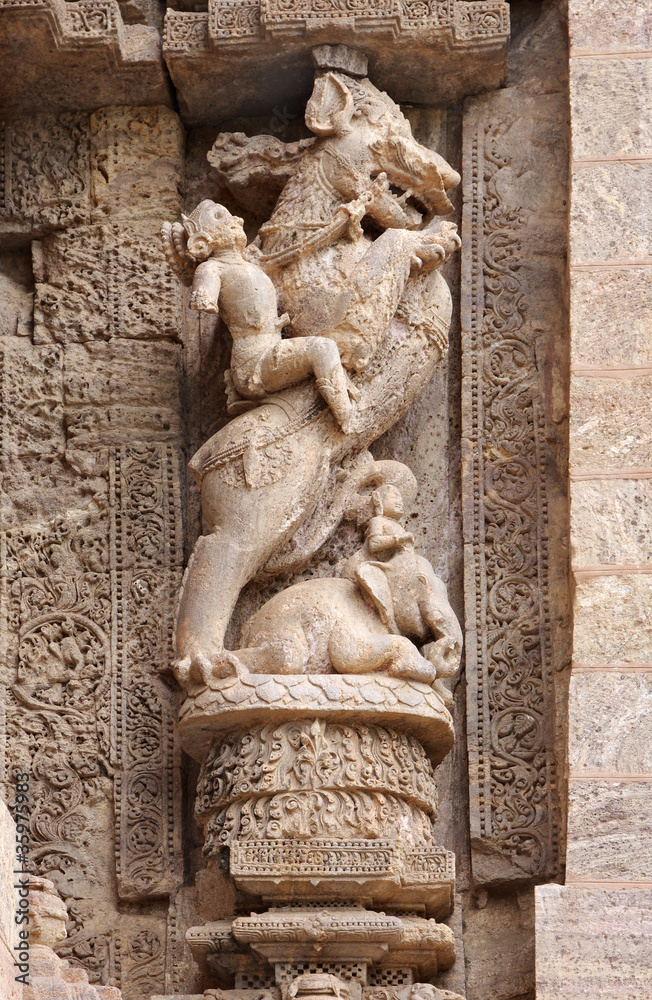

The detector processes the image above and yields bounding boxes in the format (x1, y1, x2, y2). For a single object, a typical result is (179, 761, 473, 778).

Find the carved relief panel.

(461, 90, 570, 886)
(0, 106, 188, 999)
(0, 6, 574, 998)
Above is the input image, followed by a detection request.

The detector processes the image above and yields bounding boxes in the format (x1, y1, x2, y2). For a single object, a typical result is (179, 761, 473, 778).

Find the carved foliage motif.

(1, 510, 116, 981)
(211, 0, 261, 38)
(205, 793, 437, 853)
(197, 721, 438, 811)
(197, 722, 439, 854)
(59, 0, 118, 37)
(205, 0, 508, 38)
(453, 1, 507, 40)
(112, 443, 184, 901)
(1, 101, 188, 997)
(1, 445, 184, 989)
(0, 340, 65, 458)
(120, 930, 166, 997)
(398, 0, 450, 27)
(164, 12, 210, 52)
(461, 108, 557, 881)
(262, 0, 397, 20)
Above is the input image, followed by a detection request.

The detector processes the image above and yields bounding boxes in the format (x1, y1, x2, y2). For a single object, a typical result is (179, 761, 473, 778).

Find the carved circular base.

(193, 718, 453, 915)
(179, 671, 454, 765)
(196, 719, 439, 846)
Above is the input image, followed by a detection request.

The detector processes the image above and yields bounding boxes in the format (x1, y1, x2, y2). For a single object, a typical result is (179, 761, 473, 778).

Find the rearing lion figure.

(166, 45, 461, 685)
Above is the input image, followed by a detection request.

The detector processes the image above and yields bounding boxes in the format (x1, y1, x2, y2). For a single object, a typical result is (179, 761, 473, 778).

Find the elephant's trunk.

(420, 593, 463, 679)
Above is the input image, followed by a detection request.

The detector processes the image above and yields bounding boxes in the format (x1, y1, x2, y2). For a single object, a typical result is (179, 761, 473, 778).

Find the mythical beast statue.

(164, 45, 461, 684)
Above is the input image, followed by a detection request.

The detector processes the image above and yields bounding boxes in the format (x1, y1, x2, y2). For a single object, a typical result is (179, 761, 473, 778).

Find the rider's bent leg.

(259, 337, 353, 429)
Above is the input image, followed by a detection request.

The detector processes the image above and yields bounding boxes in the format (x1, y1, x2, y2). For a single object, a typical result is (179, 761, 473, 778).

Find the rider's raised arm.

(190, 258, 222, 314)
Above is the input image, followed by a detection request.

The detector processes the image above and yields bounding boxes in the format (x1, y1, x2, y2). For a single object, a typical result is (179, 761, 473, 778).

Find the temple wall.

(0, 105, 189, 999)
(0, 1, 649, 998)
(535, 2, 652, 997)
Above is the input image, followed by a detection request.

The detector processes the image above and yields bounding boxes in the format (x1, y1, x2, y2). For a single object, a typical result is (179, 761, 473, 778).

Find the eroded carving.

(0, 113, 91, 229)
(1, 105, 189, 1000)
(23, 876, 123, 999)
(34, 224, 183, 343)
(169, 48, 461, 683)
(111, 443, 184, 902)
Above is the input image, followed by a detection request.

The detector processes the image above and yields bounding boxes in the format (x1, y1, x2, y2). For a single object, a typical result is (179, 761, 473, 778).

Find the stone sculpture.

(161, 41, 463, 1000)
(162, 199, 357, 430)
(230, 520, 462, 687)
(170, 44, 461, 683)
(22, 876, 122, 999)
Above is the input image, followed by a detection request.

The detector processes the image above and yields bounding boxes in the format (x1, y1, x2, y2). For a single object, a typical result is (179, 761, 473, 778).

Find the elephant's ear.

(306, 72, 355, 137)
(355, 562, 399, 634)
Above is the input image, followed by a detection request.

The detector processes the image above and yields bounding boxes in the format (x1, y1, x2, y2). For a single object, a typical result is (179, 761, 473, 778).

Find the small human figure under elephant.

(344, 481, 414, 569)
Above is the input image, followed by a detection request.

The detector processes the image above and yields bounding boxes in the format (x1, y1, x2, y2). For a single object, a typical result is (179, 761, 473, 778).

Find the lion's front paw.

(410, 222, 460, 273)
(173, 652, 213, 687)
(173, 655, 192, 687)
(173, 650, 240, 688)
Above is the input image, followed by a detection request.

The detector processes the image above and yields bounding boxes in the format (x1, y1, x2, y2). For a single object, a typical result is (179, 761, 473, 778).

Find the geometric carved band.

(230, 839, 455, 915)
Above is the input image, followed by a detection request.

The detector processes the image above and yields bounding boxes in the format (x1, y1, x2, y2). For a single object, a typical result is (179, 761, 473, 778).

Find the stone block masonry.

(536, 1, 652, 994)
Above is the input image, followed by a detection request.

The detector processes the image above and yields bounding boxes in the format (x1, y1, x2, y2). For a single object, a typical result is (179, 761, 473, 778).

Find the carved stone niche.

(164, 0, 510, 124)
(160, 40, 467, 1000)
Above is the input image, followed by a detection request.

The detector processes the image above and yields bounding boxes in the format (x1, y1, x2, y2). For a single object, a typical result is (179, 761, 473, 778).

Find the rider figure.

(170, 200, 356, 431)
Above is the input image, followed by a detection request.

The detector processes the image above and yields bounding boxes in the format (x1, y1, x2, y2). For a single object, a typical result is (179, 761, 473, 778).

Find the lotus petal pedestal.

(181, 671, 458, 991)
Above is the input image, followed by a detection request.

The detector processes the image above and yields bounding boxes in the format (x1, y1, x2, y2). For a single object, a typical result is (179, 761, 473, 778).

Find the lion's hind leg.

(233, 627, 311, 675)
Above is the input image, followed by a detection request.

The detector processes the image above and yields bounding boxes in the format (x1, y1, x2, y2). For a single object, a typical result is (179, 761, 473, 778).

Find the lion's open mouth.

(392, 182, 437, 221)
(384, 181, 442, 228)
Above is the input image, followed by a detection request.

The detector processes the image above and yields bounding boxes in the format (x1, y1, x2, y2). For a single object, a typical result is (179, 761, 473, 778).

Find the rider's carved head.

(371, 483, 405, 520)
(181, 200, 247, 260)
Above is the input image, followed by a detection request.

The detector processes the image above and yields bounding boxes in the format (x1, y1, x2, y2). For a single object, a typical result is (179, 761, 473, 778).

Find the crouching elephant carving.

(228, 538, 462, 694)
